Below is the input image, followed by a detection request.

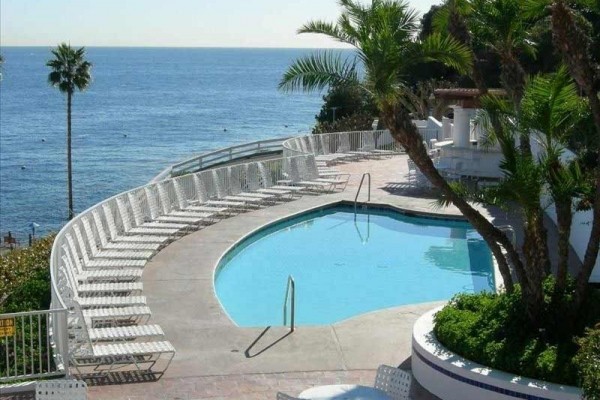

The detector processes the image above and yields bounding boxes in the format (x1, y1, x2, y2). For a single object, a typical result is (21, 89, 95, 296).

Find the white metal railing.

(0, 309, 68, 382)
(168, 137, 291, 178)
(283, 275, 295, 332)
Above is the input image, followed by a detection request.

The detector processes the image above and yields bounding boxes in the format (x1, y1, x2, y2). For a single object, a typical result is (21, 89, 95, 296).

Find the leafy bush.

(433, 280, 600, 386)
(312, 113, 374, 134)
(0, 234, 54, 309)
(575, 327, 600, 399)
(0, 235, 54, 378)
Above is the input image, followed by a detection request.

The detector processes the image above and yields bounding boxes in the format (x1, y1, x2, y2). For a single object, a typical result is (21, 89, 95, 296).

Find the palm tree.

(47, 43, 92, 220)
(474, 67, 590, 301)
(279, 0, 529, 311)
(523, 0, 600, 311)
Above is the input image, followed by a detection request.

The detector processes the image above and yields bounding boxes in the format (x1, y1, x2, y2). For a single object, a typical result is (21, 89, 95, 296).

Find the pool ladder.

(283, 275, 295, 332)
(354, 173, 371, 214)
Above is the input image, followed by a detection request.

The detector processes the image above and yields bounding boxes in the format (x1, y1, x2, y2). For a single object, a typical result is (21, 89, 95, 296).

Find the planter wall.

(412, 308, 582, 400)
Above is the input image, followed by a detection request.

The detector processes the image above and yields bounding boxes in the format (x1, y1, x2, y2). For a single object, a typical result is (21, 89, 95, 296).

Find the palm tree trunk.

(67, 91, 73, 220)
(555, 199, 573, 294)
(381, 104, 521, 288)
(550, 0, 600, 312)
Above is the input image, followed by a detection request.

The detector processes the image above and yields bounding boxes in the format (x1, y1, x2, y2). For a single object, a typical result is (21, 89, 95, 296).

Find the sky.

(1, 0, 441, 48)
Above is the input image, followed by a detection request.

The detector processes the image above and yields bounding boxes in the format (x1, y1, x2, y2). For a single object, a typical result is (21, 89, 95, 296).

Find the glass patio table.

(299, 384, 391, 400)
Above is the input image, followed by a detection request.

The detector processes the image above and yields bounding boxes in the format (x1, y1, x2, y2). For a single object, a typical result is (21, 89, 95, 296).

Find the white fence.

(282, 130, 400, 158)
(166, 137, 290, 179)
(0, 309, 68, 382)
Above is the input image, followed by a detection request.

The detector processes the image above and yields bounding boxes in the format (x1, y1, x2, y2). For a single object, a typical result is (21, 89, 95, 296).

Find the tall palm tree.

(47, 43, 92, 220)
(280, 0, 530, 310)
(524, 0, 600, 311)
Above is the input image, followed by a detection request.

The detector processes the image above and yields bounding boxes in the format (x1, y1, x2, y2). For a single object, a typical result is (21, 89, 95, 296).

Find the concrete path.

(87, 155, 486, 400)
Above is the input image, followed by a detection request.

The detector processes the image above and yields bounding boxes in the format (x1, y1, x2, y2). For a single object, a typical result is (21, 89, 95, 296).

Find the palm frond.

(278, 52, 358, 93)
(408, 33, 473, 74)
(298, 20, 356, 45)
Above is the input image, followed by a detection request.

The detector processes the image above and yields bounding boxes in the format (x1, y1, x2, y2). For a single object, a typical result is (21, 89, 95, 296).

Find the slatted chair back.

(128, 190, 148, 227)
(303, 155, 320, 180)
(72, 224, 94, 263)
(35, 379, 88, 400)
(144, 185, 162, 220)
(101, 203, 121, 241)
(115, 196, 135, 232)
(81, 216, 101, 251)
(172, 179, 190, 210)
(157, 182, 176, 214)
(276, 392, 301, 400)
(289, 157, 303, 183)
(192, 173, 209, 203)
(227, 166, 243, 195)
(373, 365, 412, 400)
(62, 244, 84, 276)
(211, 169, 228, 199)
(257, 162, 273, 188)
(90, 209, 109, 248)
(245, 163, 261, 191)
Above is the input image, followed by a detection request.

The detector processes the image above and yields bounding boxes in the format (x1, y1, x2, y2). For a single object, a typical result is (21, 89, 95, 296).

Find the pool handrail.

(283, 275, 295, 332)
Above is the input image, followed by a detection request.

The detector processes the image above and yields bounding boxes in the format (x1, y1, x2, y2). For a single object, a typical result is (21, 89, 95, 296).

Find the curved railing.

(44, 128, 401, 379)
(162, 137, 292, 180)
(282, 129, 397, 159)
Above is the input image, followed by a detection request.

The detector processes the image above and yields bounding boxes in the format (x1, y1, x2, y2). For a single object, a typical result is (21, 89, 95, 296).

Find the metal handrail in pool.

(283, 275, 295, 332)
(354, 172, 371, 214)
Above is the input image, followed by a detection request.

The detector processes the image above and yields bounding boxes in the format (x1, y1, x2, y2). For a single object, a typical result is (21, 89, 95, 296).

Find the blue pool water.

(215, 205, 495, 327)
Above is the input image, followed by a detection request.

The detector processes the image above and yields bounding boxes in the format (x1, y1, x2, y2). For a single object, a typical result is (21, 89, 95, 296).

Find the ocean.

(0, 47, 324, 242)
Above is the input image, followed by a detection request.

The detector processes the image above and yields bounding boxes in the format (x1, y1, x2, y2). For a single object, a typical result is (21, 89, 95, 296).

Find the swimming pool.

(215, 205, 495, 327)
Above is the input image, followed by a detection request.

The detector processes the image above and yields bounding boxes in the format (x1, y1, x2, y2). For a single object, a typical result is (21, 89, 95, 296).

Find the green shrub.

(0, 234, 54, 310)
(0, 235, 55, 378)
(575, 327, 600, 399)
(433, 280, 598, 386)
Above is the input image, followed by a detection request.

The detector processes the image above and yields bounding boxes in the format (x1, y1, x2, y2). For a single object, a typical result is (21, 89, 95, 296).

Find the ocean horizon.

(0, 47, 333, 242)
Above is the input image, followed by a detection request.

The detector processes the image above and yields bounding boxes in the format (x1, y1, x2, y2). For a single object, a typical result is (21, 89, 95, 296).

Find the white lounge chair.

(172, 178, 228, 215)
(60, 257, 143, 296)
(67, 231, 146, 270)
(258, 162, 305, 193)
(83, 214, 161, 252)
(245, 163, 293, 198)
(62, 245, 143, 283)
(114, 197, 182, 236)
(191, 173, 247, 211)
(373, 365, 412, 400)
(156, 182, 217, 224)
(96, 207, 169, 245)
(75, 222, 153, 260)
(127, 188, 192, 230)
(211, 169, 263, 206)
(227, 165, 277, 203)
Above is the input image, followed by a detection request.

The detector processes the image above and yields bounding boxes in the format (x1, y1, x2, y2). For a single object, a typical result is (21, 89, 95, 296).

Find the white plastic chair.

(373, 365, 412, 400)
(35, 379, 87, 400)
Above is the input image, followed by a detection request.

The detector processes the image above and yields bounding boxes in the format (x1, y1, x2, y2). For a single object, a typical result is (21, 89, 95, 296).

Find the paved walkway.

(87, 155, 490, 400)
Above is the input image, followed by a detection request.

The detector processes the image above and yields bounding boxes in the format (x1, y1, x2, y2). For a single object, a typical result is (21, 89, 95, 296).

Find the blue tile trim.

(414, 348, 557, 400)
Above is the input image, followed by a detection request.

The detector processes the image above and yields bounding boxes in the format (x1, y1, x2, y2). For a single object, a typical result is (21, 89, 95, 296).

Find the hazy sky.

(1, 0, 441, 48)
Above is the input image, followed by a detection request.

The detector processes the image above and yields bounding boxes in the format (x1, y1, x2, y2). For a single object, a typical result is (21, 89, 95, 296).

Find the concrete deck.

(86, 155, 507, 400)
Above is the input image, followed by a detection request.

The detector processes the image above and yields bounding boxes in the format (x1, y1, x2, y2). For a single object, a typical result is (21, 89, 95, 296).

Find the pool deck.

(86, 155, 506, 400)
